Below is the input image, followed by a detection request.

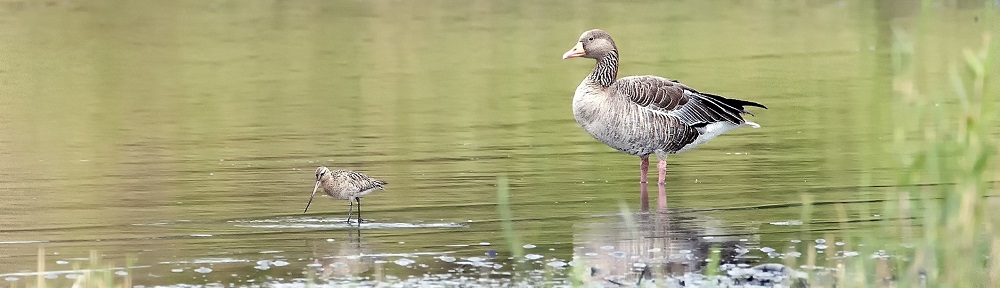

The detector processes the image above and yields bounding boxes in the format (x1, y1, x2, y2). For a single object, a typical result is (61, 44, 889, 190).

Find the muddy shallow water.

(1, 0, 997, 286)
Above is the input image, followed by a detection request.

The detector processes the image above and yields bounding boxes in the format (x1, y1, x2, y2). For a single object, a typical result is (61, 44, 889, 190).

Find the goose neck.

(587, 50, 619, 87)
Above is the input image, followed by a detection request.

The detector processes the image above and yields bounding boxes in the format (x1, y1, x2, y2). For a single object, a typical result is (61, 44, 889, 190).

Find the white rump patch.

(677, 121, 760, 153)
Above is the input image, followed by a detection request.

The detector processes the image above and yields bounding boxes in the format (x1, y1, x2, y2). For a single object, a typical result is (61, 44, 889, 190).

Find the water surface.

(1, 0, 998, 286)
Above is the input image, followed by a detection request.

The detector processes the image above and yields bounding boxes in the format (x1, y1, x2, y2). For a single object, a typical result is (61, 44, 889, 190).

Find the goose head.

(562, 29, 617, 60)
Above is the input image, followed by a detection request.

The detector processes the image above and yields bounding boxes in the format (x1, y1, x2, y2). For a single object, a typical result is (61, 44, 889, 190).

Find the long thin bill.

(303, 181, 320, 213)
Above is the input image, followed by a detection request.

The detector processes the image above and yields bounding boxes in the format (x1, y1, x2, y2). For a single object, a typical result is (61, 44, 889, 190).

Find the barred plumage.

(303, 166, 387, 224)
(566, 29, 766, 157)
(563, 29, 766, 211)
(327, 169, 387, 199)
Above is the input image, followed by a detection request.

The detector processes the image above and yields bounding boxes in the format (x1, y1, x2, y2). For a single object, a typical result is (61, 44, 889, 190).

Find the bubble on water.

(585, 252, 598, 257)
(679, 249, 692, 254)
(115, 270, 128, 276)
(767, 252, 781, 258)
(522, 244, 536, 249)
(394, 258, 416, 266)
(254, 265, 270, 270)
(547, 260, 567, 268)
(815, 239, 826, 244)
(835, 242, 845, 246)
(735, 247, 750, 255)
(272, 260, 289, 267)
(55, 260, 69, 265)
(790, 239, 801, 243)
(647, 248, 661, 253)
(438, 256, 456, 262)
(466, 257, 484, 262)
(611, 251, 626, 258)
(599, 245, 614, 250)
(45, 273, 58, 279)
(5, 277, 18, 282)
(703, 236, 715, 240)
(524, 254, 543, 260)
(786, 252, 802, 258)
(171, 268, 184, 273)
(760, 247, 775, 253)
(815, 244, 828, 250)
(632, 263, 647, 268)
(194, 267, 213, 274)
(326, 239, 335, 242)
(770, 220, 803, 226)
(739, 238, 749, 242)
(843, 251, 860, 257)
(256, 260, 271, 266)
(479, 242, 491, 246)
(306, 263, 322, 268)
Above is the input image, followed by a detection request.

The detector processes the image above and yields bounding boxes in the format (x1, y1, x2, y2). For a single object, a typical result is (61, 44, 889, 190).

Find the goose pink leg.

(640, 156, 650, 211)
(657, 158, 667, 211)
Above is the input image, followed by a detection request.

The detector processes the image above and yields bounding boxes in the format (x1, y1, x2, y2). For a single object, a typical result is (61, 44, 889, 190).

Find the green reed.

(23, 248, 133, 288)
(496, 175, 525, 262)
(829, 29, 997, 288)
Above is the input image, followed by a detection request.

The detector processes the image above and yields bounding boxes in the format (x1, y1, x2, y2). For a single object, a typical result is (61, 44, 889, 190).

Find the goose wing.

(610, 75, 766, 127)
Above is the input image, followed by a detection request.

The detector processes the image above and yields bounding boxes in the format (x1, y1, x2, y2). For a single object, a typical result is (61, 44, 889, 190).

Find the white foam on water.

(233, 219, 465, 229)
(193, 267, 212, 274)
(159, 258, 249, 265)
(394, 258, 416, 266)
(0, 240, 47, 244)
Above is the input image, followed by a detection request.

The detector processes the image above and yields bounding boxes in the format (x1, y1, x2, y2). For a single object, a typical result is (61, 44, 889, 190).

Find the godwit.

(304, 166, 387, 224)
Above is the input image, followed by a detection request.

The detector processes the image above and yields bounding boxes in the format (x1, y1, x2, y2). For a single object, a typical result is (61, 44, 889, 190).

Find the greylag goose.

(304, 166, 387, 224)
(562, 29, 766, 211)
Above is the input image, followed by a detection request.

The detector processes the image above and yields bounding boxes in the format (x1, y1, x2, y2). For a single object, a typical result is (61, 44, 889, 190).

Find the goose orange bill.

(303, 181, 320, 213)
(562, 42, 585, 59)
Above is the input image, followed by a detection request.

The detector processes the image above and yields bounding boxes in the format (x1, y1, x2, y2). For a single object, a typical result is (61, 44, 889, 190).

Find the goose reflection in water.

(574, 212, 768, 286)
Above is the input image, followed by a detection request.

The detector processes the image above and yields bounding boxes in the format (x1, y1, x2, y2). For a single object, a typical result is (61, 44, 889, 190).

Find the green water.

(1, 0, 997, 286)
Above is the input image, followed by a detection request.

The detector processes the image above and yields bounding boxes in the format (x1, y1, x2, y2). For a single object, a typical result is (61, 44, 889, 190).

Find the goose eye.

(588, 37, 594, 41)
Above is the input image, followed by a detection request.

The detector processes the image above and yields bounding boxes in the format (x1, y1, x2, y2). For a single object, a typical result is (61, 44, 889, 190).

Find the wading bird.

(304, 166, 387, 224)
(562, 29, 766, 211)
